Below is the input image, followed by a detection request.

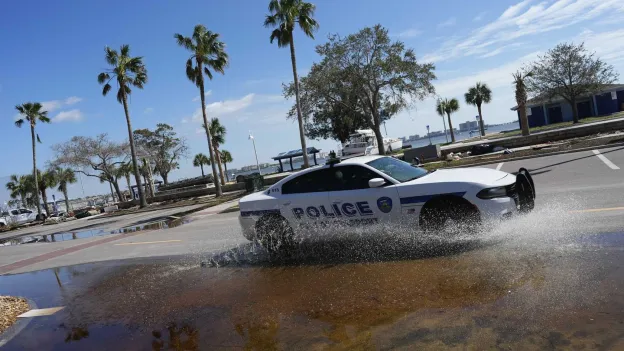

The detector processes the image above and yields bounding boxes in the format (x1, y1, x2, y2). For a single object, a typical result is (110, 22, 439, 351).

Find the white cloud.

(52, 109, 83, 123)
(64, 96, 82, 105)
(473, 12, 487, 22)
(396, 29, 423, 38)
(438, 17, 457, 28)
(181, 118, 189, 124)
(192, 90, 212, 102)
(423, 0, 624, 62)
(144, 107, 154, 114)
(578, 28, 624, 64)
(41, 96, 82, 112)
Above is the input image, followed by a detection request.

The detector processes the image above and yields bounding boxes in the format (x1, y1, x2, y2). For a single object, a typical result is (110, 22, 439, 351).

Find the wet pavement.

(1, 207, 624, 350)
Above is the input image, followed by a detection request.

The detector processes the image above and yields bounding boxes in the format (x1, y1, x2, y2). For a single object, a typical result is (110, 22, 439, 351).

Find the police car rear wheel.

(419, 198, 480, 235)
(256, 215, 295, 252)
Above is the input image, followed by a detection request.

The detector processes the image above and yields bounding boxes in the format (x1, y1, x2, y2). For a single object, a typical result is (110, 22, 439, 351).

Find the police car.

(238, 155, 535, 250)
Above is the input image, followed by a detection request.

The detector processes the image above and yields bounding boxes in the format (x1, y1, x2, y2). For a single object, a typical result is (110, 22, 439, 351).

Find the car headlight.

(476, 186, 509, 199)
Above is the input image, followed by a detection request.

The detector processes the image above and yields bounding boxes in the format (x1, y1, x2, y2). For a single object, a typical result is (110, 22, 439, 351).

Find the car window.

(328, 165, 384, 191)
(11, 210, 20, 216)
(367, 157, 429, 183)
(19, 209, 32, 214)
(282, 168, 333, 194)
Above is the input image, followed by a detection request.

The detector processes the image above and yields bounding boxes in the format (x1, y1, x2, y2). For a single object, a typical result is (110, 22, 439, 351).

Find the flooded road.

(2, 211, 624, 350)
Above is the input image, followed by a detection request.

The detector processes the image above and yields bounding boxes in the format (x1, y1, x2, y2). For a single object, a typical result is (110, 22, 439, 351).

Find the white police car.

(238, 155, 535, 250)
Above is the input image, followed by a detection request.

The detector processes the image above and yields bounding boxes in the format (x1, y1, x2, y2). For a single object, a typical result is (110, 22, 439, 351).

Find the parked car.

(9, 208, 38, 226)
(0, 211, 11, 228)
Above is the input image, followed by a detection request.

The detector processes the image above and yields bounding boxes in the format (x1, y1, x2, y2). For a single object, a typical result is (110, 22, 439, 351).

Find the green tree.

(265, 0, 319, 168)
(5, 175, 31, 208)
(220, 150, 233, 182)
(526, 42, 618, 124)
(133, 123, 188, 184)
(56, 167, 77, 212)
(436, 98, 459, 143)
(193, 153, 210, 177)
(25, 169, 58, 216)
(97, 44, 148, 208)
(513, 71, 532, 136)
(15, 102, 51, 216)
(464, 82, 492, 136)
(175, 24, 228, 197)
(204, 118, 226, 185)
(116, 161, 133, 195)
(295, 25, 436, 154)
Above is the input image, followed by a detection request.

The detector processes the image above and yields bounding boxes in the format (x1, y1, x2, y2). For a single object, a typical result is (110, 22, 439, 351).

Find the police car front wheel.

(255, 215, 295, 252)
(419, 197, 480, 235)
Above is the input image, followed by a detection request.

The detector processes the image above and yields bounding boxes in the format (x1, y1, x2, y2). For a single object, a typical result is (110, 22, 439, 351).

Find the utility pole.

(248, 131, 261, 174)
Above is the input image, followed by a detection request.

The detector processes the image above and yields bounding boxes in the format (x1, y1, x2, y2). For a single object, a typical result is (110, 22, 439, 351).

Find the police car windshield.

(366, 157, 428, 182)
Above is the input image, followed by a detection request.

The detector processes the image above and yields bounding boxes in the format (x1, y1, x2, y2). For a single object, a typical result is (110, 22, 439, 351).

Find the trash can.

(244, 174, 265, 193)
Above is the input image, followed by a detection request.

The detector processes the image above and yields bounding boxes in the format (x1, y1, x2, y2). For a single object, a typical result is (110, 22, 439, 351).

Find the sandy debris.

(0, 296, 29, 334)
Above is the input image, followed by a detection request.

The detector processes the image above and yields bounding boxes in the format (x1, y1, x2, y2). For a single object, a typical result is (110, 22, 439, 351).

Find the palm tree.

(6, 175, 31, 208)
(220, 150, 233, 182)
(513, 70, 532, 136)
(116, 162, 133, 199)
(25, 169, 58, 216)
(56, 168, 77, 212)
(464, 82, 492, 137)
(175, 25, 228, 197)
(205, 118, 226, 185)
(15, 102, 50, 216)
(193, 153, 210, 177)
(265, 0, 319, 169)
(97, 45, 148, 208)
(436, 98, 460, 143)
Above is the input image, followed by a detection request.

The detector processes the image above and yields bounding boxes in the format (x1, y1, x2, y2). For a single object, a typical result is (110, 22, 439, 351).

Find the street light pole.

(248, 131, 261, 174)
(426, 125, 432, 145)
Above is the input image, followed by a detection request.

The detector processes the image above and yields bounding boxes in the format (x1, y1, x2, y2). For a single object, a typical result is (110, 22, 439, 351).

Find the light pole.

(248, 131, 261, 174)
(426, 125, 432, 145)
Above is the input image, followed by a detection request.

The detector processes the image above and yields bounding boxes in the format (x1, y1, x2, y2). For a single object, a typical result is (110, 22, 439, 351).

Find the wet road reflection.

(1, 231, 624, 350)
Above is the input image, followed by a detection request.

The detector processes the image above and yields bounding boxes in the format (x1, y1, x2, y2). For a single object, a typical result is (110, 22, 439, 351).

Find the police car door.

(326, 165, 401, 225)
(279, 167, 335, 232)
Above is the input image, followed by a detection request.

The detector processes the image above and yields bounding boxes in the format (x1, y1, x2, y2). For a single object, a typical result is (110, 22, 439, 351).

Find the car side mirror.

(368, 178, 386, 188)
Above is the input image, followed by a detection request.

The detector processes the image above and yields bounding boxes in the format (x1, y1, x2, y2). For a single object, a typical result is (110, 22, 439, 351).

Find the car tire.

(255, 215, 295, 253)
(419, 197, 480, 235)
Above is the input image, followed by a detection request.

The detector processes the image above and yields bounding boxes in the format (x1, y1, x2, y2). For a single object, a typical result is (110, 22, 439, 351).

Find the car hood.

(410, 167, 511, 187)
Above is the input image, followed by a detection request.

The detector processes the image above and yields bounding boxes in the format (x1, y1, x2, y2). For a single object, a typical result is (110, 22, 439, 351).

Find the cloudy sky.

(1, 0, 624, 201)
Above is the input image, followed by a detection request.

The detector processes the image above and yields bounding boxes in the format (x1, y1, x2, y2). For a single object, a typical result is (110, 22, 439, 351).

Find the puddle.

(1, 231, 624, 350)
(0, 218, 187, 246)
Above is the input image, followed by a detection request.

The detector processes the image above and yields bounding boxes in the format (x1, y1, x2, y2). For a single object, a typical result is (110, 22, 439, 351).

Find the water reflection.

(152, 324, 199, 351)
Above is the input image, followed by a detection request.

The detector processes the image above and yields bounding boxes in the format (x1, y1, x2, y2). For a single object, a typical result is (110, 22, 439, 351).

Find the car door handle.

(282, 201, 291, 206)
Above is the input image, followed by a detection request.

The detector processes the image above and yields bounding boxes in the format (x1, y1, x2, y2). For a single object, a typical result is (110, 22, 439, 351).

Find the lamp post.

(248, 131, 261, 174)
(426, 125, 432, 145)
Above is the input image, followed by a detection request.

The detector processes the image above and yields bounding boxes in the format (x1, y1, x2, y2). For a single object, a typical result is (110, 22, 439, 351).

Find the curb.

(445, 141, 624, 169)
(0, 298, 38, 348)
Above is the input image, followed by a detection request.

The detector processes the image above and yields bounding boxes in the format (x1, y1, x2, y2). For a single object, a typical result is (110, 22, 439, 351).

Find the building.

(510, 84, 624, 127)
(459, 120, 479, 132)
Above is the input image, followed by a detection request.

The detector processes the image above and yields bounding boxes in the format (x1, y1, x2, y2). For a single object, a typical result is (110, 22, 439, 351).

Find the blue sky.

(2, 0, 624, 202)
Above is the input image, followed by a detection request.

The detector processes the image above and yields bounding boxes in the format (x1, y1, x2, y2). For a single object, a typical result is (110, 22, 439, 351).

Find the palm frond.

(14, 119, 24, 128)
(203, 66, 214, 80)
(264, 14, 278, 28)
(120, 44, 130, 57)
(174, 34, 195, 51)
(186, 58, 197, 83)
(37, 134, 42, 143)
(102, 83, 112, 96)
(104, 47, 118, 66)
(39, 113, 51, 123)
(97, 72, 110, 84)
(117, 88, 124, 103)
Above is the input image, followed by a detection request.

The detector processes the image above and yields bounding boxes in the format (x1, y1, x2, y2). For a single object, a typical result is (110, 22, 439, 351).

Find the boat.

(341, 129, 403, 156)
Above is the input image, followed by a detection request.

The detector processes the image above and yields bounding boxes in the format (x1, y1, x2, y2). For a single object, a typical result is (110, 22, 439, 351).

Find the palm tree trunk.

(200, 164, 205, 177)
(125, 174, 131, 193)
(214, 146, 226, 186)
(519, 104, 530, 136)
(121, 91, 147, 208)
(162, 173, 168, 185)
(446, 112, 456, 143)
(198, 62, 222, 197)
(112, 180, 123, 203)
(289, 35, 309, 168)
(63, 189, 71, 213)
(478, 104, 485, 136)
(30, 124, 41, 216)
(20, 193, 27, 208)
(223, 162, 229, 182)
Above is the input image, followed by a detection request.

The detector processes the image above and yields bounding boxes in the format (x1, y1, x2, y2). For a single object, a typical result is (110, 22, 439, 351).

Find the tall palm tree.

(193, 153, 210, 177)
(6, 175, 30, 208)
(97, 44, 148, 208)
(220, 150, 233, 182)
(15, 102, 50, 216)
(204, 118, 226, 185)
(436, 98, 460, 143)
(464, 82, 492, 137)
(513, 70, 532, 136)
(265, 0, 319, 169)
(175, 25, 228, 197)
(56, 167, 77, 212)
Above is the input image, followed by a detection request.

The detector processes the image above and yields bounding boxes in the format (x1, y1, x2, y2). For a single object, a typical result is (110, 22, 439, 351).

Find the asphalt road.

(1, 146, 623, 275)
(1, 146, 624, 350)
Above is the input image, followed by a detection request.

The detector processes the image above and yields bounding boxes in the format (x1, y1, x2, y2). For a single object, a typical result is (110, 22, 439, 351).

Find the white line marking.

(18, 307, 65, 318)
(114, 239, 182, 246)
(496, 163, 504, 171)
(593, 150, 620, 170)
